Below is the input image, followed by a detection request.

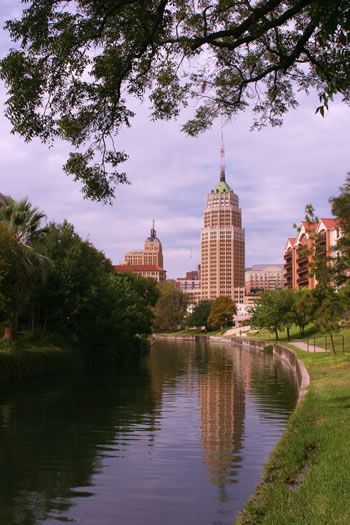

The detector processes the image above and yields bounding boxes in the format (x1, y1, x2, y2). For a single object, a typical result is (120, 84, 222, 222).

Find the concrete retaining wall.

(152, 334, 310, 404)
(273, 343, 310, 402)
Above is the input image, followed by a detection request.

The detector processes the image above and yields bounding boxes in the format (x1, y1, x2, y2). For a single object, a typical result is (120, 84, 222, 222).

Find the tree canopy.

(31, 220, 157, 352)
(329, 173, 350, 284)
(153, 280, 187, 331)
(0, 197, 50, 339)
(208, 296, 236, 328)
(188, 299, 213, 329)
(1, 0, 350, 202)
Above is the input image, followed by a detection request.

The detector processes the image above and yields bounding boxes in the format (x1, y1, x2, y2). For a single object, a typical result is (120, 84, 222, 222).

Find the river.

(0, 340, 298, 525)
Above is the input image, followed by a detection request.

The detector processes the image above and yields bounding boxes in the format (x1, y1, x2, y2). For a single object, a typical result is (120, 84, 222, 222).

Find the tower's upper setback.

(204, 177, 242, 230)
(144, 221, 163, 268)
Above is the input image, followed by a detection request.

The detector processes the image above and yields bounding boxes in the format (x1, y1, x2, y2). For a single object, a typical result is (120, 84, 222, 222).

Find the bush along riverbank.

(0, 334, 81, 382)
(236, 333, 350, 525)
(0, 332, 152, 382)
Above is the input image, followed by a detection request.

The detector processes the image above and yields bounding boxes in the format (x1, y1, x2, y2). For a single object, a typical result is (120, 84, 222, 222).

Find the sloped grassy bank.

(236, 335, 350, 525)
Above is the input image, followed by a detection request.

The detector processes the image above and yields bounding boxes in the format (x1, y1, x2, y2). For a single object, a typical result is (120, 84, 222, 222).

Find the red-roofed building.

(284, 238, 296, 288)
(115, 222, 166, 283)
(113, 264, 166, 283)
(284, 218, 343, 289)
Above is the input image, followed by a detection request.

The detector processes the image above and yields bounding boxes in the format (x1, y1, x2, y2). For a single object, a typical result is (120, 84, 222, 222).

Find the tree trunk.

(329, 332, 336, 354)
(275, 327, 279, 340)
(287, 327, 290, 341)
(44, 308, 48, 331)
(31, 304, 35, 334)
(3, 321, 16, 340)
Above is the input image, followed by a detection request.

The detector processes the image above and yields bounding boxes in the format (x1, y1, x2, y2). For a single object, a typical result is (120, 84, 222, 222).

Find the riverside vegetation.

(0, 196, 161, 378)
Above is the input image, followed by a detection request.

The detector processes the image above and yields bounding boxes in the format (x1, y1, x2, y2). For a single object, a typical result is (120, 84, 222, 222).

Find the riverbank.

(0, 335, 81, 381)
(235, 334, 350, 524)
(0, 332, 151, 381)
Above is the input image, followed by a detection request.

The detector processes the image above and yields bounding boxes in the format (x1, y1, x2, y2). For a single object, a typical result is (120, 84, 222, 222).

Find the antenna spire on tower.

(151, 219, 156, 238)
(220, 123, 225, 182)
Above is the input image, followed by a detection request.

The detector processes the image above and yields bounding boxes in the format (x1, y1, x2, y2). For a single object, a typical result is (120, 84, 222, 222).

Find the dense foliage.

(329, 173, 350, 285)
(0, 197, 159, 359)
(1, 0, 350, 201)
(250, 288, 313, 340)
(188, 299, 213, 330)
(29, 221, 159, 356)
(0, 197, 51, 339)
(250, 285, 347, 351)
(208, 296, 237, 328)
(153, 280, 187, 331)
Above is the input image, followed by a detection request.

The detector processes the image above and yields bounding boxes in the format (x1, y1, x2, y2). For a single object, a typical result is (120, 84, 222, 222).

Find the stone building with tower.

(113, 222, 166, 282)
(200, 140, 245, 302)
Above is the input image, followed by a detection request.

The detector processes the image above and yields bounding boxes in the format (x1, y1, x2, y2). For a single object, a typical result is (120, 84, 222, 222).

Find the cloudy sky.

(1, 2, 350, 279)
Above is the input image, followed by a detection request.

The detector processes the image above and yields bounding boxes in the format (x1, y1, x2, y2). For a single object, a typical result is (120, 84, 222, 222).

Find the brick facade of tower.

(200, 176, 245, 302)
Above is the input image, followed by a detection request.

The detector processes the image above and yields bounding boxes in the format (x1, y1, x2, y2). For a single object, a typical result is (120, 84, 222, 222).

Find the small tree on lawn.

(250, 290, 286, 341)
(278, 288, 296, 341)
(293, 288, 314, 337)
(311, 287, 342, 354)
(188, 300, 213, 330)
(208, 297, 236, 329)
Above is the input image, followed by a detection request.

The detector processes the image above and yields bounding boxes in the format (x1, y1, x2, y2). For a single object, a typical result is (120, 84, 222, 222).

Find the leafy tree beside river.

(0, 196, 51, 339)
(153, 280, 187, 332)
(0, 198, 159, 360)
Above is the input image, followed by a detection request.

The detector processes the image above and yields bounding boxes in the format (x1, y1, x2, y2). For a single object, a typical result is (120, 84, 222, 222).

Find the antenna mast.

(220, 124, 225, 182)
(151, 219, 156, 238)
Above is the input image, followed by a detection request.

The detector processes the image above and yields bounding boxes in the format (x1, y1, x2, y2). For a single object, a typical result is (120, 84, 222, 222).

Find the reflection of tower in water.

(200, 348, 250, 496)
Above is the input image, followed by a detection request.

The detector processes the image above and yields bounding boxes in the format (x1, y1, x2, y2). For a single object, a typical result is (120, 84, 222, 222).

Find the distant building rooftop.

(245, 264, 284, 271)
(113, 265, 165, 272)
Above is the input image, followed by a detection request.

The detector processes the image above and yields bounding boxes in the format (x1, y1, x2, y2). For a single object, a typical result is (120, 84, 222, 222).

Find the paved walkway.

(225, 326, 254, 337)
(289, 341, 327, 353)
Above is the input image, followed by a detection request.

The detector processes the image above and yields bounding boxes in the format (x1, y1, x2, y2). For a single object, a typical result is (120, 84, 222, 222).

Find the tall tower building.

(200, 139, 245, 302)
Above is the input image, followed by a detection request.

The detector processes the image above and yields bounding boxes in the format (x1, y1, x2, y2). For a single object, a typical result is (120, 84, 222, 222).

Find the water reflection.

(0, 342, 298, 525)
(199, 348, 246, 494)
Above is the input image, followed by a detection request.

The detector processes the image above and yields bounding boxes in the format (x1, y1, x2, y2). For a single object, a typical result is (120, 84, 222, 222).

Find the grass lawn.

(236, 326, 350, 524)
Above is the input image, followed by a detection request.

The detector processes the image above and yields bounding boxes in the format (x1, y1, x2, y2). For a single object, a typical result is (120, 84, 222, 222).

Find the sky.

(1, 2, 350, 279)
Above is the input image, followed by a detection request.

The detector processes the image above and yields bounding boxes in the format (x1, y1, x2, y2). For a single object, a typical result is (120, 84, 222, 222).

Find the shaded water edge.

(0, 336, 150, 382)
(153, 335, 310, 404)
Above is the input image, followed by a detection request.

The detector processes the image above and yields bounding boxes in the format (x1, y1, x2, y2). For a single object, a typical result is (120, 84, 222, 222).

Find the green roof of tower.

(211, 180, 233, 193)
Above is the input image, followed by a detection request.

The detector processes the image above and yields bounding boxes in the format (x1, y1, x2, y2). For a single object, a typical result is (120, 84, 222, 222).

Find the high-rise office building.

(200, 142, 245, 302)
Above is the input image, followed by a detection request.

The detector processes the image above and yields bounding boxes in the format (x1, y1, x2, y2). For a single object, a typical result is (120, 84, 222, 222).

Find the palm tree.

(0, 197, 51, 339)
(0, 196, 47, 243)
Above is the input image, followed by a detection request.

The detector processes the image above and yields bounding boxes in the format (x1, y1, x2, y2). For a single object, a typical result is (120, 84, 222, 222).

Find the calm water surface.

(0, 341, 298, 525)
